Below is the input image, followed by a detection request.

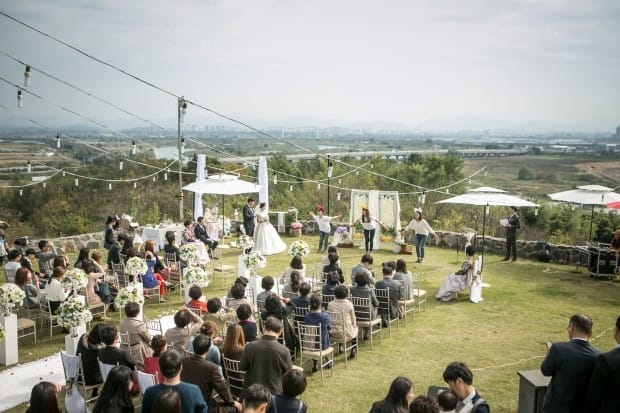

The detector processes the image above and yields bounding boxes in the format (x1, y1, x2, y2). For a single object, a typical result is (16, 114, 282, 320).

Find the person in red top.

(187, 285, 208, 313)
(143, 335, 166, 384)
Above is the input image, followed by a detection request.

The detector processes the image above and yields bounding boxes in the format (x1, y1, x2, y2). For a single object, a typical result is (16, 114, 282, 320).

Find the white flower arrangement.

(61, 268, 88, 291)
(236, 235, 254, 249)
(0, 323, 4, 342)
(116, 285, 145, 307)
(0, 283, 26, 315)
(179, 243, 198, 262)
(243, 251, 266, 270)
(182, 266, 210, 288)
(125, 257, 147, 276)
(57, 296, 93, 330)
(288, 240, 310, 257)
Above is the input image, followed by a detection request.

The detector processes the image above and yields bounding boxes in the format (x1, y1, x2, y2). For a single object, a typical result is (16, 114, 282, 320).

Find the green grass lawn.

(3, 234, 619, 413)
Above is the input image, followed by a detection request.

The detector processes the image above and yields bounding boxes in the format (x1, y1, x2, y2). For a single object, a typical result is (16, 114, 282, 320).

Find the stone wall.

(22, 223, 581, 266)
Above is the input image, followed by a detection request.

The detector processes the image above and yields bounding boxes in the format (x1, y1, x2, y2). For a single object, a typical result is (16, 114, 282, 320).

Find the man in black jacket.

(541, 314, 601, 413)
(502, 206, 520, 262)
(194, 216, 218, 255)
(586, 315, 620, 413)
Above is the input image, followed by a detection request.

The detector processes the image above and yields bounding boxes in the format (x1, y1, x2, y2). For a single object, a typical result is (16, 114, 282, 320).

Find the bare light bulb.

(119, 161, 123, 170)
(133, 182, 137, 189)
(24, 66, 31, 87)
(108, 183, 112, 190)
(17, 90, 23, 108)
(273, 173, 278, 185)
(181, 138, 185, 155)
(131, 141, 137, 155)
(337, 190, 341, 200)
(75, 178, 79, 187)
(56, 133, 61, 149)
(19, 189, 23, 196)
(27, 160, 31, 173)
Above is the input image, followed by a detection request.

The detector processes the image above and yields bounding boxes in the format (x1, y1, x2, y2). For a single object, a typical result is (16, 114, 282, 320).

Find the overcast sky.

(0, 0, 618, 132)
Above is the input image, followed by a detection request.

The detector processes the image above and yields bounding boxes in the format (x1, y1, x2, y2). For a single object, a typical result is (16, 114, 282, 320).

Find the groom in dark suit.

(541, 314, 601, 413)
(587, 315, 620, 413)
(243, 197, 256, 237)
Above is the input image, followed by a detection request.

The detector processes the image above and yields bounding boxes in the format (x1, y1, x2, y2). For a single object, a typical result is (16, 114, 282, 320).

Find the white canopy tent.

(437, 186, 539, 272)
(548, 185, 620, 241)
(183, 174, 261, 238)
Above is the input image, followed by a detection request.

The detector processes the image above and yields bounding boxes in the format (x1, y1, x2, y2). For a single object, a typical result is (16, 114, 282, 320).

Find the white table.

(142, 224, 184, 251)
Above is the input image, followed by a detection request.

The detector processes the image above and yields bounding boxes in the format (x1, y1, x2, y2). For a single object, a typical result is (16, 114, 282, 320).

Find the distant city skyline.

(0, 0, 619, 133)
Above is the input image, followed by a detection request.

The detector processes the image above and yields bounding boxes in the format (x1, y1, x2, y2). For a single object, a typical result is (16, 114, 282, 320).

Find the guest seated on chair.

(227, 283, 255, 320)
(204, 297, 236, 337)
(15, 267, 39, 309)
(76, 323, 105, 396)
(350, 271, 379, 340)
(304, 294, 331, 372)
(119, 302, 152, 369)
(322, 253, 344, 283)
(256, 276, 277, 304)
(144, 240, 167, 301)
(327, 285, 358, 359)
(4, 249, 22, 283)
(163, 231, 184, 268)
(98, 324, 137, 370)
(351, 253, 375, 286)
(282, 270, 303, 297)
(435, 246, 476, 302)
(183, 219, 198, 244)
(186, 286, 207, 313)
(320, 246, 340, 267)
(237, 303, 258, 342)
(283, 255, 306, 284)
(292, 282, 312, 319)
(194, 216, 218, 256)
(164, 308, 203, 351)
(44, 266, 68, 314)
(322, 271, 341, 306)
(261, 294, 298, 356)
(143, 335, 166, 384)
(267, 369, 308, 413)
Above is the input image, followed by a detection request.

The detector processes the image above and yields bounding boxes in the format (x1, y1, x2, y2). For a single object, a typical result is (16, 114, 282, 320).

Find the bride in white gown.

(253, 202, 287, 255)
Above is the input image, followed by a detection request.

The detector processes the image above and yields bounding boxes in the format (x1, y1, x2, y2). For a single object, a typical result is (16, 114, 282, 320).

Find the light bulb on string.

(164, 172, 168, 181)
(17, 89, 23, 108)
(133, 182, 137, 189)
(24, 66, 31, 87)
(119, 160, 123, 170)
(485, 204, 490, 215)
(337, 190, 341, 200)
(317, 183, 321, 190)
(131, 141, 136, 155)
(289, 184, 293, 191)
(19, 189, 23, 196)
(468, 178, 472, 184)
(484, 167, 488, 177)
(74, 178, 79, 187)
(338, 178, 341, 184)
(42, 181, 46, 188)
(327, 162, 333, 178)
(534, 207, 539, 217)
(179, 97, 187, 123)
(27, 160, 31, 173)
(62, 171, 65, 177)
(56, 133, 61, 149)
(446, 188, 450, 194)
(356, 170, 359, 176)
(181, 138, 185, 155)
(273, 173, 278, 185)
(153, 176, 156, 182)
(420, 192, 426, 205)
(370, 163, 374, 169)
(108, 183, 112, 190)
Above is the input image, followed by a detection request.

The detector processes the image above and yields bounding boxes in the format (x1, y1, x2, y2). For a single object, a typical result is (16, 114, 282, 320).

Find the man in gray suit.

(587, 315, 620, 413)
(541, 314, 601, 413)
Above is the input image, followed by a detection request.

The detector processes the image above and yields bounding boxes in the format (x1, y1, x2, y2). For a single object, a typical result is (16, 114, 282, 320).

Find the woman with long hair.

(369, 376, 415, 413)
(25, 381, 60, 413)
(393, 259, 414, 301)
(143, 240, 166, 301)
(143, 335, 166, 384)
(282, 270, 302, 296)
(222, 323, 246, 361)
(404, 208, 439, 263)
(74, 247, 90, 269)
(353, 206, 387, 254)
(93, 365, 135, 413)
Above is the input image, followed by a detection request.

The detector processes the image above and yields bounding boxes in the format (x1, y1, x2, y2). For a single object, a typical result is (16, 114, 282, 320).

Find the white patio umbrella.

(548, 185, 620, 241)
(183, 174, 261, 236)
(437, 186, 539, 272)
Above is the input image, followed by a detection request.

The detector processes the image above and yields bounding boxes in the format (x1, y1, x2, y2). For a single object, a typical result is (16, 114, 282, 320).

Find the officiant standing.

(502, 206, 520, 262)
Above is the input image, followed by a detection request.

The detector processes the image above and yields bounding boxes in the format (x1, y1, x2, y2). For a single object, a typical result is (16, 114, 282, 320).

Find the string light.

(337, 190, 341, 200)
(534, 207, 539, 216)
(108, 182, 112, 190)
(289, 184, 293, 191)
(19, 189, 23, 196)
(356, 170, 359, 176)
(74, 178, 79, 186)
(42, 181, 46, 188)
(62, 171, 65, 177)
(327, 161, 333, 178)
(133, 182, 137, 188)
(27, 160, 31, 173)
(56, 133, 60, 149)
(24, 65, 31, 87)
(131, 140, 136, 155)
(119, 160, 123, 170)
(273, 173, 278, 185)
(17, 89, 23, 108)
(153, 176, 156, 182)
(181, 138, 185, 155)
(164, 172, 168, 181)
(484, 167, 488, 177)
(317, 183, 321, 190)
(179, 97, 187, 123)
(468, 178, 472, 184)
(485, 204, 490, 215)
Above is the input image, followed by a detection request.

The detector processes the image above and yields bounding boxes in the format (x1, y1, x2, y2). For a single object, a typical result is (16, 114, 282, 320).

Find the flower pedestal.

(0, 313, 18, 366)
(128, 283, 144, 321)
(246, 272, 262, 307)
(64, 325, 86, 355)
(237, 255, 249, 278)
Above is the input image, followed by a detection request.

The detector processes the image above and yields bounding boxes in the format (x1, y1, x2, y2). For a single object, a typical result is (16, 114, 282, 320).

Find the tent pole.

(589, 205, 594, 242)
(481, 204, 487, 273)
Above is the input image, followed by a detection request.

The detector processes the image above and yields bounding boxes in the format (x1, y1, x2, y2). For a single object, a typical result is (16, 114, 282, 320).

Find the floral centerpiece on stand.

(182, 266, 210, 288)
(116, 284, 145, 307)
(61, 268, 88, 293)
(0, 283, 26, 316)
(125, 257, 147, 278)
(288, 240, 310, 257)
(243, 251, 266, 276)
(57, 296, 93, 337)
(179, 243, 198, 263)
(235, 235, 254, 251)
